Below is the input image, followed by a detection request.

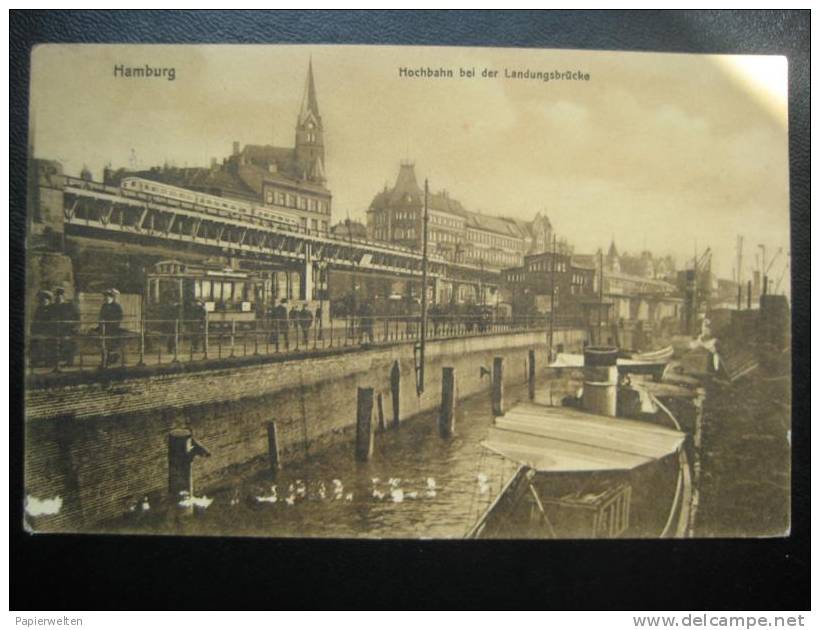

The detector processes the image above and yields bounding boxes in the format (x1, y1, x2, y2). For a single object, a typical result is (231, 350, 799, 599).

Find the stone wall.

(24, 327, 587, 530)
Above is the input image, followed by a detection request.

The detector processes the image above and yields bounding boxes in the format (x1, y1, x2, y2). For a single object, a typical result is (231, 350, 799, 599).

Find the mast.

(692, 242, 698, 335)
(548, 233, 557, 359)
(597, 248, 604, 345)
(418, 178, 430, 394)
(736, 235, 744, 310)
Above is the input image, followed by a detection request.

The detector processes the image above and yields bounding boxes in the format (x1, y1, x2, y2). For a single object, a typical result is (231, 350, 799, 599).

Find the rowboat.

(550, 345, 674, 382)
(466, 392, 691, 539)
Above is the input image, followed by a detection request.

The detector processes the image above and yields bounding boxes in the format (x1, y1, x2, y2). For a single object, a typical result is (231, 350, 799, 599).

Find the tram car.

(120, 177, 302, 231)
(144, 260, 268, 333)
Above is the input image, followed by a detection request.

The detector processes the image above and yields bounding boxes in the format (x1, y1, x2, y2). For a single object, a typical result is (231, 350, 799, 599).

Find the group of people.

(267, 301, 322, 350)
(30, 286, 124, 369)
(30, 287, 81, 368)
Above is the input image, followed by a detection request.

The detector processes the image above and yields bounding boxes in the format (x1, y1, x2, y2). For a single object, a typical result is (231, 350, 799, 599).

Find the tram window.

(234, 282, 245, 302)
(158, 280, 180, 304)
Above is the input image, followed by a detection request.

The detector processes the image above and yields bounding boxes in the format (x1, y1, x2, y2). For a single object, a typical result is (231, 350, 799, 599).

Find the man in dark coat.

(314, 304, 323, 341)
(30, 289, 55, 367)
(53, 287, 80, 366)
(271, 299, 289, 351)
(98, 288, 124, 367)
(188, 298, 207, 353)
(299, 304, 313, 346)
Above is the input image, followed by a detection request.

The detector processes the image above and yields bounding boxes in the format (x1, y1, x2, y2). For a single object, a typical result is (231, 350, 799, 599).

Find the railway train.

(119, 177, 304, 231)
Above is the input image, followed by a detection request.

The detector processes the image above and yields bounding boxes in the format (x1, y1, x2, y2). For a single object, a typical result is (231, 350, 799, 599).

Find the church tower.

(294, 59, 325, 183)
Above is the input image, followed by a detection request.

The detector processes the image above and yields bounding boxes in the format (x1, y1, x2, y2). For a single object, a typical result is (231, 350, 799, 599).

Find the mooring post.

(390, 360, 401, 428)
(355, 387, 375, 461)
(439, 367, 456, 438)
(492, 356, 504, 416)
(168, 428, 211, 499)
(376, 392, 387, 432)
(528, 349, 536, 401)
(266, 421, 281, 476)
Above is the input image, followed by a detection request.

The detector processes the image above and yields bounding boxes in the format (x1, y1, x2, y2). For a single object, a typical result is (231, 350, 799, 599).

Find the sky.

(30, 44, 789, 284)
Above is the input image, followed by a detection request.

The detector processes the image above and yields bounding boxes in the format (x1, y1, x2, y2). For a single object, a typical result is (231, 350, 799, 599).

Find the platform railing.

(26, 314, 585, 376)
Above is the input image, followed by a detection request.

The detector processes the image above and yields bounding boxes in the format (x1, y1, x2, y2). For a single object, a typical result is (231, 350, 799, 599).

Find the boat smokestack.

(582, 346, 619, 417)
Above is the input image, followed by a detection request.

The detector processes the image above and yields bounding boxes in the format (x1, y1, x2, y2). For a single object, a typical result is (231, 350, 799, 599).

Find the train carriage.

(120, 176, 302, 232)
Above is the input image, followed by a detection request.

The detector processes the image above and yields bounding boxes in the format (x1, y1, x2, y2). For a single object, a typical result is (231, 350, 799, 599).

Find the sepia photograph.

(23, 42, 791, 541)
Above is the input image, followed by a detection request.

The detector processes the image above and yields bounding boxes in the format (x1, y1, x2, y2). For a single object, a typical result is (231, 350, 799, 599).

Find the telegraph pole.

(418, 178, 430, 394)
(548, 234, 557, 360)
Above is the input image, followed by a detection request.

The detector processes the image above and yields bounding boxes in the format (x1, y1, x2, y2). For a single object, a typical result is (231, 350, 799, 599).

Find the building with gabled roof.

(366, 161, 554, 271)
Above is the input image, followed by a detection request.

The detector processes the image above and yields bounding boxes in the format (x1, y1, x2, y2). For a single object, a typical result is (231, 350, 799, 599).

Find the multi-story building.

(367, 162, 554, 272)
(104, 61, 332, 235)
(501, 251, 597, 320)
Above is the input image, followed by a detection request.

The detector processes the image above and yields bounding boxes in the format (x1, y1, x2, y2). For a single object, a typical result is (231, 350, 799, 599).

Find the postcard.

(24, 44, 790, 539)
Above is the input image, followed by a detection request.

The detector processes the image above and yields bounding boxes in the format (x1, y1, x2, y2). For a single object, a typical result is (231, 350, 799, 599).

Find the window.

(277, 192, 286, 205)
(288, 194, 297, 208)
(265, 191, 274, 204)
(311, 219, 318, 230)
(310, 199, 318, 212)
(299, 197, 308, 210)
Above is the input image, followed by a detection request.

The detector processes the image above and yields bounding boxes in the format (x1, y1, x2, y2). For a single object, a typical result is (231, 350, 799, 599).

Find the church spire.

(295, 58, 325, 183)
(299, 57, 321, 124)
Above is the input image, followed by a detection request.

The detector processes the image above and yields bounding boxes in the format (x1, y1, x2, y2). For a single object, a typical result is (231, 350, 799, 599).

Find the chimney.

(232, 141, 240, 156)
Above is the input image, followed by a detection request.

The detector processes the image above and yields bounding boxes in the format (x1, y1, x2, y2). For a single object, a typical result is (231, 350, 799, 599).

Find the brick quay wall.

(25, 327, 587, 530)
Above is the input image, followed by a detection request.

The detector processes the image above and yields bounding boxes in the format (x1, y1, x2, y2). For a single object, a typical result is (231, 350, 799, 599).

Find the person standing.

(53, 287, 80, 366)
(98, 288, 124, 367)
(299, 303, 313, 346)
(315, 303, 323, 341)
(189, 298, 207, 353)
(272, 299, 289, 351)
(30, 289, 55, 368)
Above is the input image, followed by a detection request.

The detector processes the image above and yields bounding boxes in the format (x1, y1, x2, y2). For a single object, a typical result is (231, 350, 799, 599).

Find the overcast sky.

(31, 44, 789, 284)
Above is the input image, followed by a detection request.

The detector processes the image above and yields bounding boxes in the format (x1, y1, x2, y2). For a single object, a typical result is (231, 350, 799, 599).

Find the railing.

(26, 314, 585, 376)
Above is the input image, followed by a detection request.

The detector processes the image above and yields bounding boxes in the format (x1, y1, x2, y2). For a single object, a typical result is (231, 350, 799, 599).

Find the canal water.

(108, 374, 680, 539)
(111, 384, 533, 539)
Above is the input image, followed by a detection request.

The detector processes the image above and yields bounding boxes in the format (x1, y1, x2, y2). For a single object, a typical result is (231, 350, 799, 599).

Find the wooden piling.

(355, 387, 375, 461)
(528, 349, 536, 401)
(390, 360, 401, 428)
(376, 392, 386, 432)
(168, 428, 194, 498)
(439, 367, 456, 437)
(492, 356, 504, 416)
(266, 421, 281, 476)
